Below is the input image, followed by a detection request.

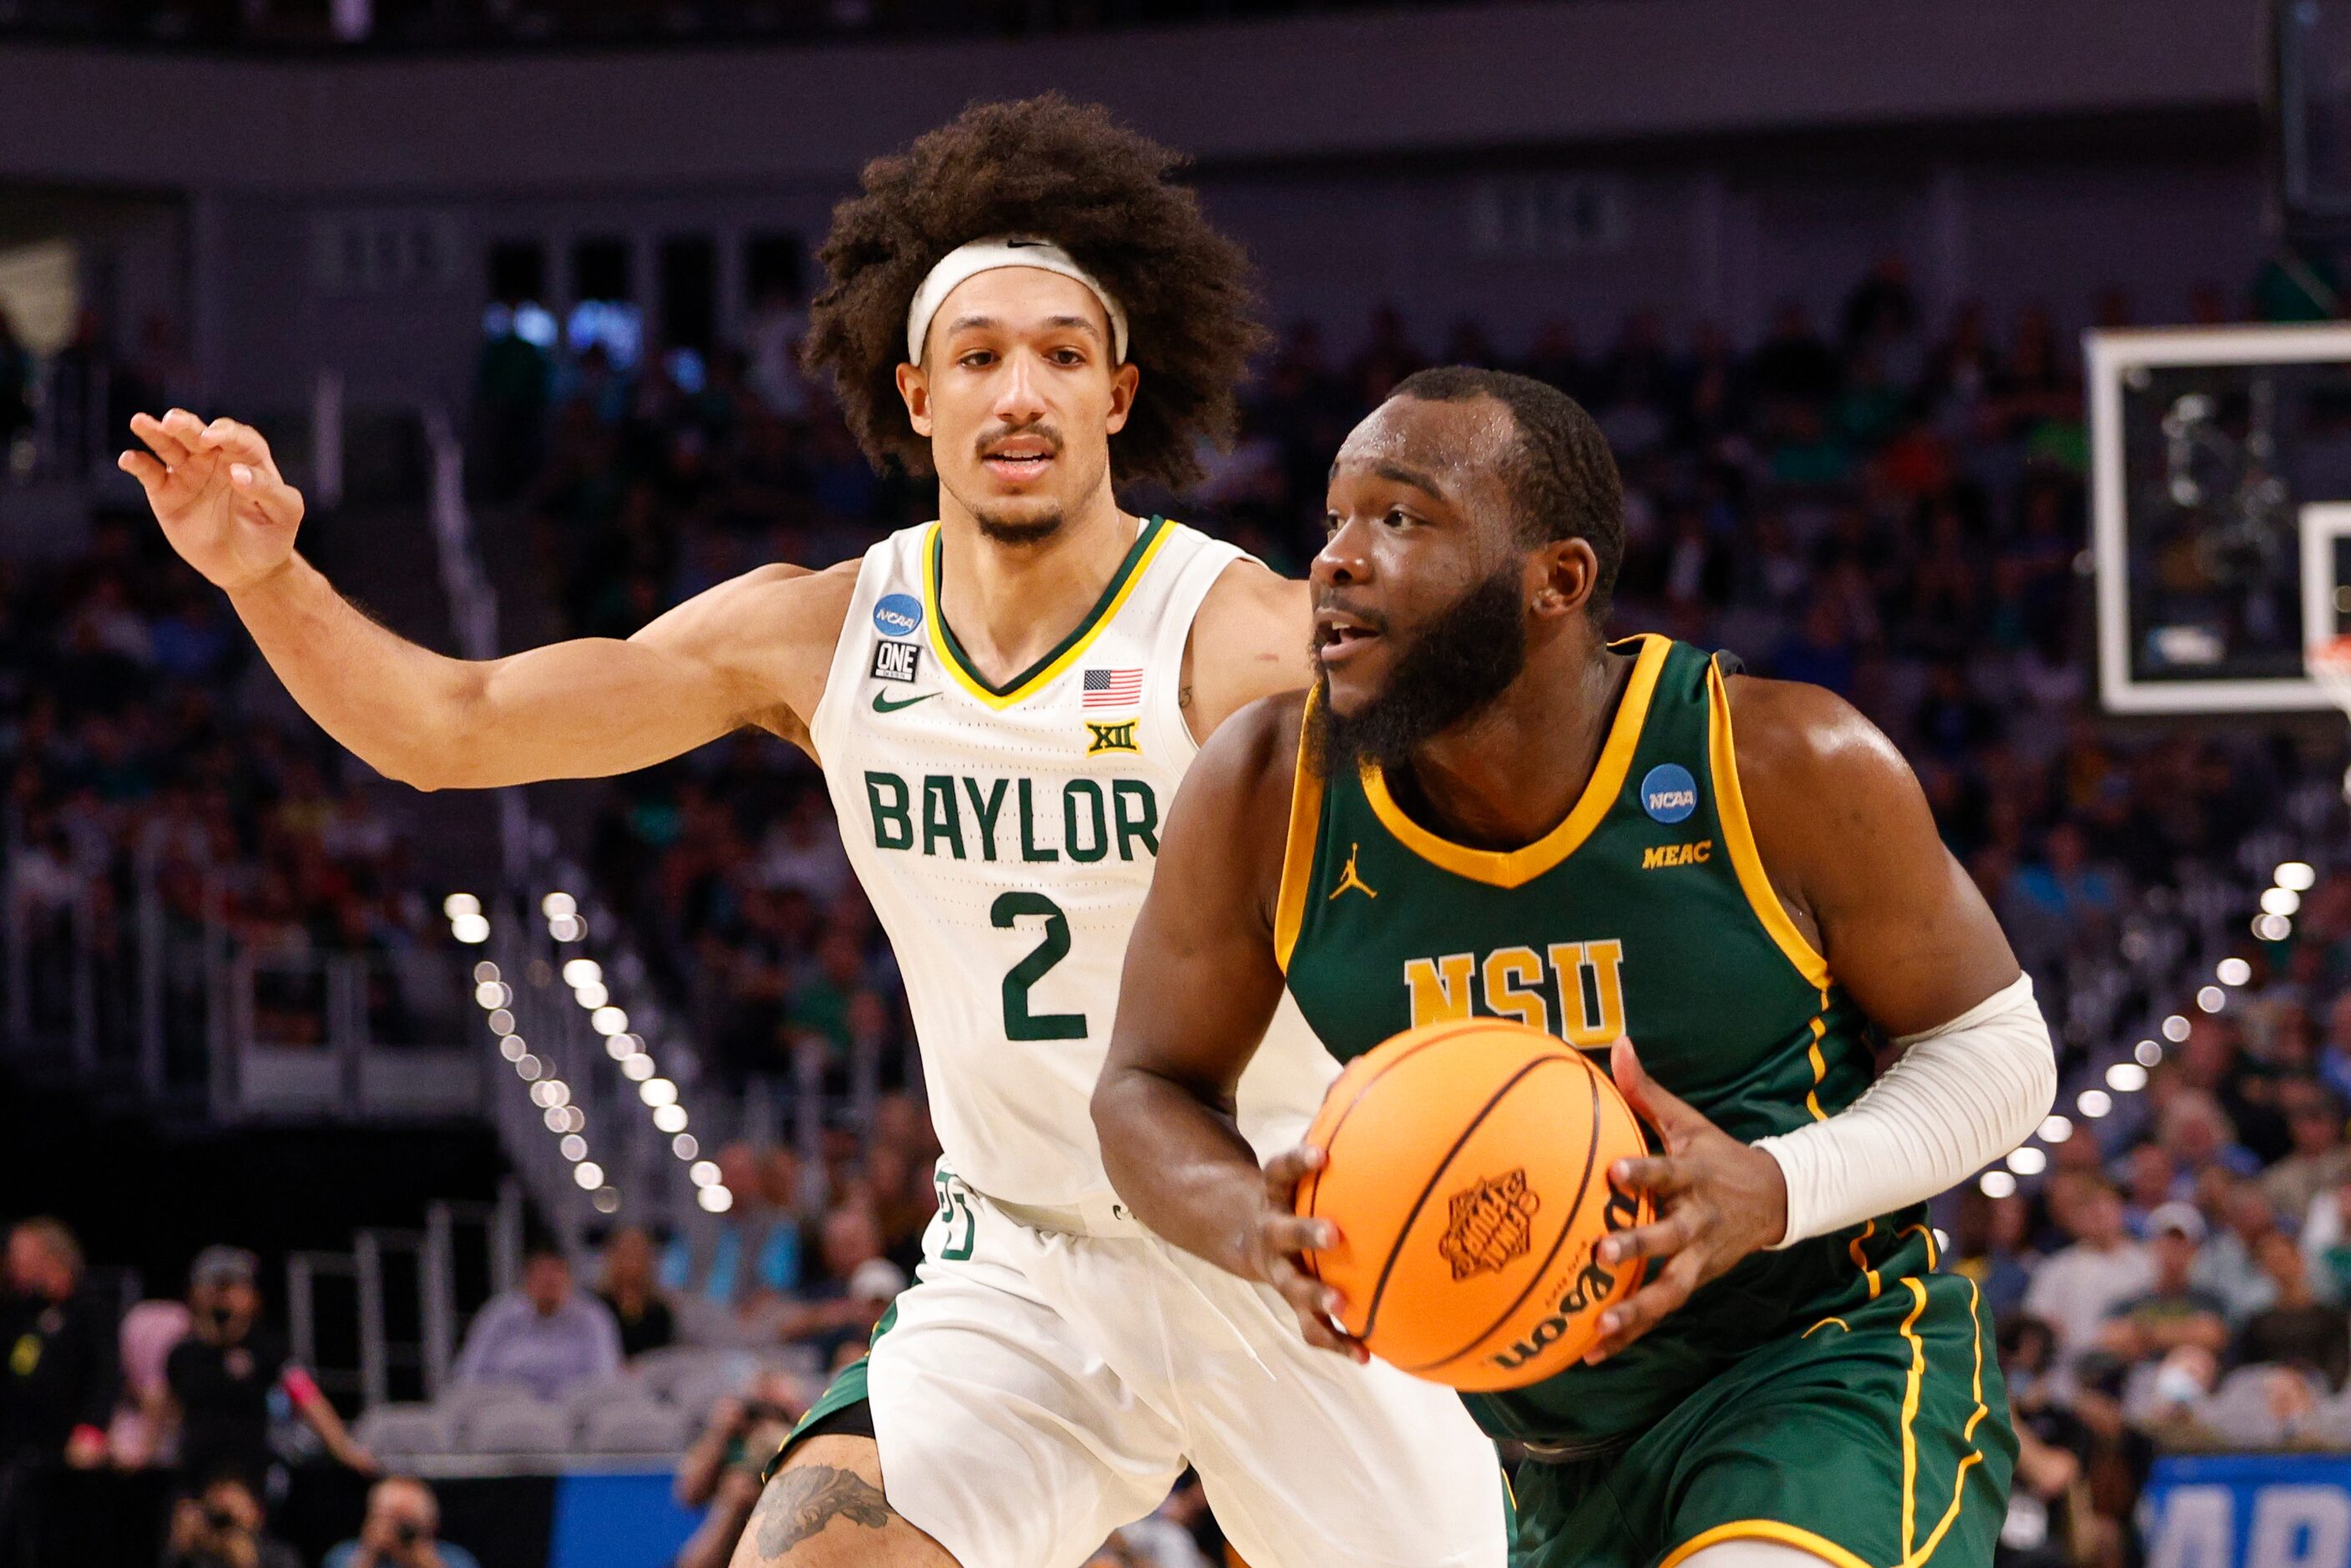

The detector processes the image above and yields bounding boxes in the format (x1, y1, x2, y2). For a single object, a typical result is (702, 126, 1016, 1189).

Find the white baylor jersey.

(811, 517, 1339, 1207)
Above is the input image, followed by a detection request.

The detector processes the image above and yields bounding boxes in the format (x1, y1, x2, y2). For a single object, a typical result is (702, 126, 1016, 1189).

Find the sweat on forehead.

(1332, 394, 1522, 485)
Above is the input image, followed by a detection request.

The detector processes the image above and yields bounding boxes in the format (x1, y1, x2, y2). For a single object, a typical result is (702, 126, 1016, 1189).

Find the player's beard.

(1312, 563, 1529, 772)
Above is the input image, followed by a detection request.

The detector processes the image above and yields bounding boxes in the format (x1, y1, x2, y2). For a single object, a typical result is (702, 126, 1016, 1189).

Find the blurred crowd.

(1947, 907, 2351, 1567)
(0, 493, 450, 1070)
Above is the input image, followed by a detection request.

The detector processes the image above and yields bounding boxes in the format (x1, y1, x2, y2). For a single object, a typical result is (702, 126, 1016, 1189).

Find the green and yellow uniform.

(1276, 634, 2013, 1568)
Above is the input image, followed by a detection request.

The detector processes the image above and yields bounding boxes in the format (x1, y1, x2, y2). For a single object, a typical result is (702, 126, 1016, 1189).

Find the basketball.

(1295, 1019, 1652, 1392)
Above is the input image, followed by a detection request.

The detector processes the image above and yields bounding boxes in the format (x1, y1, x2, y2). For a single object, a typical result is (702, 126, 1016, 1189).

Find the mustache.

(1311, 589, 1389, 637)
(974, 423, 1064, 458)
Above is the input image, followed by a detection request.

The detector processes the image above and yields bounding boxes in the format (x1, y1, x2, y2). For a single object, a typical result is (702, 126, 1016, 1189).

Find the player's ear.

(896, 362, 933, 438)
(1530, 537, 1600, 621)
(1104, 361, 1140, 436)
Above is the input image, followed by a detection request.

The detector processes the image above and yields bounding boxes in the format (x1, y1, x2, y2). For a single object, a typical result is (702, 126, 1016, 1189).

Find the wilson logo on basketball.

(1438, 1170, 1541, 1282)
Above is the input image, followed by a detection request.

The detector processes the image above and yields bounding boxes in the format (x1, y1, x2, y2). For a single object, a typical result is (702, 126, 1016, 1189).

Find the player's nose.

(1313, 514, 1374, 589)
(992, 352, 1049, 425)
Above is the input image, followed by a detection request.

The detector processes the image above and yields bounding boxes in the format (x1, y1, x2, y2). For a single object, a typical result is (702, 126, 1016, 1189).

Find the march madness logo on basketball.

(1438, 1169, 1540, 1281)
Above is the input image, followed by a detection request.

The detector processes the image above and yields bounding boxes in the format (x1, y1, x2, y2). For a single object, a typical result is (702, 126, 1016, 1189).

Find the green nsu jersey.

(1275, 634, 1935, 1449)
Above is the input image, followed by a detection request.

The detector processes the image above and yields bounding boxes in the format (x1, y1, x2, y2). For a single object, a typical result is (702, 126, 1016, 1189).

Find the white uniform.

(804, 517, 1507, 1568)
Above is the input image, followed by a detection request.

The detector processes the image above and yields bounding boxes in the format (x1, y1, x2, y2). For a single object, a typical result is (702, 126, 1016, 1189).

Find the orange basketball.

(1295, 1019, 1652, 1392)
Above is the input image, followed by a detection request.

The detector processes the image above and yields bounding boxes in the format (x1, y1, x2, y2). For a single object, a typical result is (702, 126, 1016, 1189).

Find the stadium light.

(590, 1005, 629, 1036)
(2134, 1040, 2162, 1067)
(652, 1104, 688, 1133)
(563, 959, 602, 988)
(2077, 1089, 2113, 1119)
(574, 1162, 604, 1190)
(2005, 1147, 2047, 1176)
(1979, 1171, 2017, 1199)
(2196, 985, 2226, 1014)
(2262, 887, 2303, 918)
(2217, 957, 2252, 987)
(672, 1134, 699, 1160)
(2106, 1062, 2150, 1093)
(542, 892, 578, 919)
(2161, 1015, 2191, 1043)
(443, 893, 481, 920)
(2039, 1115, 2073, 1144)
(696, 1185, 734, 1213)
(2276, 862, 2318, 893)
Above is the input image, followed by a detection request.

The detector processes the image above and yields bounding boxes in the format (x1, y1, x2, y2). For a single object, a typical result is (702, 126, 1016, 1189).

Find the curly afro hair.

(804, 94, 1266, 491)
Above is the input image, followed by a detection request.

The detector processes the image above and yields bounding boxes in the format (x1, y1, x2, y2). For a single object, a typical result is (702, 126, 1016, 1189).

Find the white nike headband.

(904, 236, 1130, 366)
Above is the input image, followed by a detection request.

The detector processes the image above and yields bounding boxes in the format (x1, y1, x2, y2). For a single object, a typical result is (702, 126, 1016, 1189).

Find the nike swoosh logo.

(872, 690, 938, 714)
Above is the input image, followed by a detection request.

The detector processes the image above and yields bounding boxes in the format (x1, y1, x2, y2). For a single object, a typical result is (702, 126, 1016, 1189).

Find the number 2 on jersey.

(990, 891, 1087, 1041)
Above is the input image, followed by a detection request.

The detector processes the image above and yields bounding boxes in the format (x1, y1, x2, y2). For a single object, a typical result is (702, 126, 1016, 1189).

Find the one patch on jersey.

(872, 593, 924, 640)
(1085, 719, 1140, 756)
(1640, 762, 1699, 824)
(871, 640, 922, 683)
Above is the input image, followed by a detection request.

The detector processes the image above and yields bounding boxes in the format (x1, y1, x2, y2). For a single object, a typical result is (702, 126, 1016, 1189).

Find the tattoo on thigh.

(754, 1464, 895, 1555)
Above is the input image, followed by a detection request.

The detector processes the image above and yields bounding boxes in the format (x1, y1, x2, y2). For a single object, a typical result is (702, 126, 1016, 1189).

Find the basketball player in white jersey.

(119, 97, 1504, 1568)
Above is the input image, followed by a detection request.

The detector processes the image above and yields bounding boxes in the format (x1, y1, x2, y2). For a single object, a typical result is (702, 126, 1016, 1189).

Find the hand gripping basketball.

(1250, 1146, 1371, 1363)
(1581, 1037, 1792, 1365)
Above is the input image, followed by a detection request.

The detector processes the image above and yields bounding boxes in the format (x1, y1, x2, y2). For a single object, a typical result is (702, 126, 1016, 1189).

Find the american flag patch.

(1082, 668, 1144, 708)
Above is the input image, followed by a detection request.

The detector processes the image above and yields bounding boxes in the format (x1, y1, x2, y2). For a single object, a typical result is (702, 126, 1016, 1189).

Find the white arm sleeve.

(1752, 973, 2055, 1248)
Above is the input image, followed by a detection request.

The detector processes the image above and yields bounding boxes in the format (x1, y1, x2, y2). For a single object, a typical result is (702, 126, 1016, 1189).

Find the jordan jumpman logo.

(1329, 842, 1378, 901)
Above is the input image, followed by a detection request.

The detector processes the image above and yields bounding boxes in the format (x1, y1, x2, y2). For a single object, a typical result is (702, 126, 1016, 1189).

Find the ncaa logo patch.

(1640, 763, 1699, 824)
(872, 594, 923, 639)
(870, 640, 922, 683)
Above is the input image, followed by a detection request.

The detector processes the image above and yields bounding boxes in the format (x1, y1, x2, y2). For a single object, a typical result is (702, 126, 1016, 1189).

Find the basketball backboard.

(2091, 323, 2351, 713)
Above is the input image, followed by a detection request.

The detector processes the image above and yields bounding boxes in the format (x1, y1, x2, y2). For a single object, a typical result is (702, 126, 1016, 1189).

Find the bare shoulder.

(1722, 672, 1914, 803)
(1722, 671, 1940, 918)
(1182, 559, 1314, 738)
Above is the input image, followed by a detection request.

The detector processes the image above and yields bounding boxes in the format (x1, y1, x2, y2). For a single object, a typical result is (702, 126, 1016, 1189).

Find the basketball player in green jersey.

(1095, 367, 2060, 1568)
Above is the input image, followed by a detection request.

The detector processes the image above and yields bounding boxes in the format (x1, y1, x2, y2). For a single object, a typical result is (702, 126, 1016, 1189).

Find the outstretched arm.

(121, 409, 852, 787)
(1091, 694, 1360, 1355)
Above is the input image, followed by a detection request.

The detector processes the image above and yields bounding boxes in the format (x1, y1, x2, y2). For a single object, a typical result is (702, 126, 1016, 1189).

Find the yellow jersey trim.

(1897, 1277, 1929, 1560)
(1660, 1521, 1872, 1568)
(1273, 691, 1324, 973)
(1357, 634, 1670, 890)
(1901, 1278, 1990, 1568)
(1706, 658, 1833, 990)
(920, 517, 1177, 711)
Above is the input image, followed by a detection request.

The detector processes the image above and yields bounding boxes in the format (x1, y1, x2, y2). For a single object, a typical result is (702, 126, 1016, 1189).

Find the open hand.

(1583, 1038, 1789, 1364)
(1247, 1145, 1368, 1363)
(119, 409, 306, 593)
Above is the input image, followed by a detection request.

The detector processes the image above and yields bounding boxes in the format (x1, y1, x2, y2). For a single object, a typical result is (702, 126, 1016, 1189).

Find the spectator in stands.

(164, 1470, 301, 1568)
(2097, 1202, 2228, 1366)
(2236, 1231, 2351, 1388)
(0, 1218, 115, 1568)
(2195, 1178, 2290, 1325)
(450, 1246, 622, 1400)
(1951, 1187, 2037, 1323)
(664, 1144, 805, 1319)
(167, 1246, 374, 1486)
(594, 1227, 675, 1360)
(2263, 1077, 2351, 1222)
(2023, 1181, 2151, 1373)
(776, 1204, 902, 1368)
(671, 1368, 806, 1568)
(109, 1297, 194, 1468)
(324, 1474, 483, 1568)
